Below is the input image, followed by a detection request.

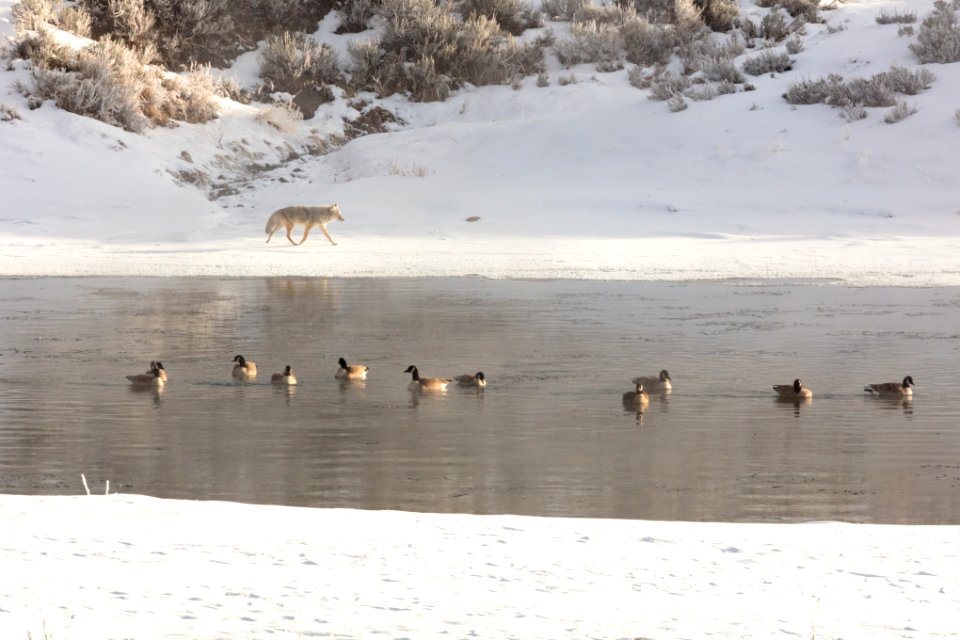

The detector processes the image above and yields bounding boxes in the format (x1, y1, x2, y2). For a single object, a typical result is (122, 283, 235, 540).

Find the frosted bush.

(883, 64, 935, 95)
(461, 0, 536, 35)
(840, 101, 865, 122)
(554, 19, 623, 67)
(694, 0, 739, 32)
(876, 8, 916, 24)
(884, 100, 916, 124)
(259, 31, 341, 93)
(540, 0, 587, 21)
(337, 0, 380, 32)
(12, 0, 59, 32)
(756, 0, 819, 23)
(742, 50, 792, 76)
(667, 93, 688, 111)
(649, 72, 691, 100)
(59, 6, 93, 38)
(910, 0, 960, 63)
(701, 57, 744, 83)
(621, 13, 674, 66)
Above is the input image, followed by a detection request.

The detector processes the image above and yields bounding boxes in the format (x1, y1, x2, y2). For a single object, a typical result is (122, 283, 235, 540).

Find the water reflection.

(1, 277, 959, 524)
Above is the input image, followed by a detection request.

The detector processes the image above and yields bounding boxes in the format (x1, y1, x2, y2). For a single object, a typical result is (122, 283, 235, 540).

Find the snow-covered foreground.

(1, 494, 958, 639)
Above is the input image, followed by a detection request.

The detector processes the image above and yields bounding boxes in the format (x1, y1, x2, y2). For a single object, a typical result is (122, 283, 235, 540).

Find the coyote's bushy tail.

(265, 211, 285, 242)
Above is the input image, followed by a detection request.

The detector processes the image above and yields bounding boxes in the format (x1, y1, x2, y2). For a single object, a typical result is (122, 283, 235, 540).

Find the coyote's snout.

(265, 204, 344, 246)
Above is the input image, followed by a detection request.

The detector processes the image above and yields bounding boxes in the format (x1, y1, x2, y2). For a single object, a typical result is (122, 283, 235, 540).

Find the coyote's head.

(331, 204, 344, 221)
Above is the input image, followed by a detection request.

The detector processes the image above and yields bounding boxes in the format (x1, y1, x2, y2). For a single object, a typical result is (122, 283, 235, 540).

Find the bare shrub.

(23, 37, 220, 131)
(667, 93, 687, 111)
(248, 0, 335, 34)
(761, 10, 790, 42)
(621, 13, 675, 66)
(742, 50, 792, 75)
(12, 0, 59, 31)
(884, 100, 916, 124)
(784, 34, 804, 53)
(785, 66, 935, 111)
(910, 0, 960, 63)
(540, 0, 587, 21)
(1, 104, 22, 121)
(59, 6, 94, 38)
(649, 72, 690, 100)
(898, 24, 915, 36)
(756, 0, 819, 23)
(884, 64, 935, 94)
(840, 101, 865, 122)
(259, 31, 341, 93)
(701, 57, 744, 83)
(876, 7, 916, 24)
(955, 107, 960, 125)
(555, 19, 623, 67)
(674, 0, 708, 42)
(9, 28, 74, 69)
(256, 102, 304, 133)
(461, 0, 536, 35)
(782, 76, 831, 104)
(92, 0, 160, 63)
(351, 0, 542, 101)
(685, 84, 717, 100)
(170, 65, 221, 122)
(337, 0, 381, 33)
(693, 0, 739, 32)
(573, 3, 626, 25)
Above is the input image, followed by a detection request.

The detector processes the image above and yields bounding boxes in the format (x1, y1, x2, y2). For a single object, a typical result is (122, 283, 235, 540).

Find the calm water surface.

(1, 277, 958, 523)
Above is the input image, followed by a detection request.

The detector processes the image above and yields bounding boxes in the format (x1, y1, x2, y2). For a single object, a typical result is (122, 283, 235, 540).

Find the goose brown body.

(622, 382, 650, 409)
(271, 365, 298, 385)
(773, 378, 813, 400)
(404, 365, 450, 391)
(865, 376, 914, 396)
(127, 366, 165, 389)
(336, 357, 369, 380)
(455, 372, 486, 388)
(147, 361, 168, 382)
(232, 355, 257, 379)
(632, 369, 672, 393)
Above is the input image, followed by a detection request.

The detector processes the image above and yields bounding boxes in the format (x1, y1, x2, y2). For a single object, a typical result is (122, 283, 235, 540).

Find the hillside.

(1, 0, 959, 282)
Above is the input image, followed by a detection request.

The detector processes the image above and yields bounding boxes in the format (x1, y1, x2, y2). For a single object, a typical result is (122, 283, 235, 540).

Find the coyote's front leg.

(285, 223, 298, 246)
(320, 223, 337, 245)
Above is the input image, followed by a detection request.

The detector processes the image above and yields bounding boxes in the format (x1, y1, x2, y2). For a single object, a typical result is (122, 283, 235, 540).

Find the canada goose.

(865, 376, 914, 397)
(454, 371, 486, 388)
(622, 382, 650, 409)
(404, 365, 450, 391)
(773, 378, 813, 400)
(127, 365, 165, 389)
(336, 357, 369, 380)
(271, 365, 298, 385)
(232, 354, 257, 379)
(632, 369, 672, 392)
(147, 361, 168, 382)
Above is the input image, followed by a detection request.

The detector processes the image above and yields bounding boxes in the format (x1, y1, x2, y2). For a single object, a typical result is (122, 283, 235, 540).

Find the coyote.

(265, 204, 343, 246)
